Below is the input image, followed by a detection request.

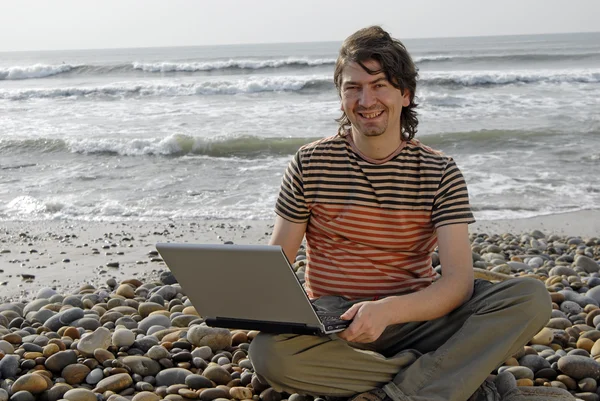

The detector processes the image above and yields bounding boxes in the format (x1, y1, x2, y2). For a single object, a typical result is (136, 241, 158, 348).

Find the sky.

(0, 0, 599, 52)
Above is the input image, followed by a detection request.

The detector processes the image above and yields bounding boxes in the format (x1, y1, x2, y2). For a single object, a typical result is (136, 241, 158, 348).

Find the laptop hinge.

(205, 317, 323, 336)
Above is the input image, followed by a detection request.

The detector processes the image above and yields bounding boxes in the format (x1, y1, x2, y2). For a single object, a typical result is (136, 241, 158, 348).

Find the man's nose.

(359, 87, 376, 107)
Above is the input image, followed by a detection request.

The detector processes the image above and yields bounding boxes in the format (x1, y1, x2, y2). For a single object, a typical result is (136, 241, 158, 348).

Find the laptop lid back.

(156, 243, 321, 327)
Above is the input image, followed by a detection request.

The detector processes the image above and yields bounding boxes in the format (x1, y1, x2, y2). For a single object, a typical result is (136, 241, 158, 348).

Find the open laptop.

(155, 243, 351, 335)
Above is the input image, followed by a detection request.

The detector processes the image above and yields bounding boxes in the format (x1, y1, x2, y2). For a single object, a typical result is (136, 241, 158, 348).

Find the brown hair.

(334, 26, 419, 140)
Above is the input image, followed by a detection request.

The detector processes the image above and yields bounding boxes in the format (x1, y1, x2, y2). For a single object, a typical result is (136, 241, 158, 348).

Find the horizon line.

(1, 30, 599, 54)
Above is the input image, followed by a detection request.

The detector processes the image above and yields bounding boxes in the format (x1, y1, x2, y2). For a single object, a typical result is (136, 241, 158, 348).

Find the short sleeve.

(275, 151, 310, 223)
(431, 158, 476, 228)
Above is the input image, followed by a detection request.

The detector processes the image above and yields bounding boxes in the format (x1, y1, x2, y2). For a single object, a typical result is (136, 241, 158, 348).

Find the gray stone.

(62, 295, 84, 309)
(185, 374, 214, 389)
(45, 350, 77, 372)
(85, 368, 104, 385)
(59, 307, 85, 325)
(0, 340, 14, 354)
(561, 300, 584, 315)
(558, 355, 600, 380)
(22, 299, 50, 316)
(147, 345, 170, 360)
(519, 354, 551, 373)
(69, 317, 101, 331)
(133, 336, 159, 353)
(121, 356, 161, 376)
(155, 367, 192, 386)
(202, 365, 232, 385)
(155, 285, 177, 301)
(138, 315, 171, 334)
(577, 256, 600, 274)
(0, 354, 19, 378)
(10, 391, 35, 401)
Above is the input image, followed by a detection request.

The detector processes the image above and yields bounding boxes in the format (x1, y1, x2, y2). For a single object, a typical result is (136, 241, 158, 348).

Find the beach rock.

(62, 363, 91, 385)
(202, 365, 232, 385)
(199, 388, 229, 401)
(0, 340, 14, 354)
(132, 391, 161, 401)
(138, 314, 171, 334)
(147, 345, 170, 360)
(45, 350, 77, 372)
(112, 328, 135, 347)
(155, 367, 192, 386)
(230, 387, 253, 400)
(85, 368, 104, 385)
(69, 317, 101, 331)
(0, 354, 19, 378)
(558, 355, 600, 380)
(63, 388, 97, 401)
(185, 374, 214, 389)
(577, 256, 600, 273)
(155, 285, 177, 301)
(22, 299, 50, 316)
(59, 307, 85, 325)
(187, 325, 232, 351)
(116, 284, 135, 298)
(36, 287, 57, 299)
(159, 271, 177, 285)
(121, 356, 161, 376)
(10, 391, 35, 401)
(519, 355, 551, 373)
(530, 327, 554, 346)
(11, 373, 50, 394)
(77, 327, 111, 355)
(138, 302, 166, 318)
(93, 372, 133, 393)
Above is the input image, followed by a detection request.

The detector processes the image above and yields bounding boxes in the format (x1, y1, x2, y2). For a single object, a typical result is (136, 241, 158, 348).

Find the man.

(249, 26, 567, 401)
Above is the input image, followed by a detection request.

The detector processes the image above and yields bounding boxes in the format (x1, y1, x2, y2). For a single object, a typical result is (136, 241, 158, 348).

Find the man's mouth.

(358, 110, 384, 119)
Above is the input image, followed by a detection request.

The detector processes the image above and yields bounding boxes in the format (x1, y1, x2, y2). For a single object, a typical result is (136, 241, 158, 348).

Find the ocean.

(1, 32, 599, 223)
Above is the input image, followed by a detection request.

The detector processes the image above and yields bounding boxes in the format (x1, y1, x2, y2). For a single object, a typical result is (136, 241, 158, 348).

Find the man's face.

(340, 59, 410, 139)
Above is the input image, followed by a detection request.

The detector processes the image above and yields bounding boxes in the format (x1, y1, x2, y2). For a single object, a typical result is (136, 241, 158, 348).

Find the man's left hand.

(336, 300, 390, 343)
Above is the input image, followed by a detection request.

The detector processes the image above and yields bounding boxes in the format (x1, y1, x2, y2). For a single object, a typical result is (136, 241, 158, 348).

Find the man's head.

(334, 26, 419, 141)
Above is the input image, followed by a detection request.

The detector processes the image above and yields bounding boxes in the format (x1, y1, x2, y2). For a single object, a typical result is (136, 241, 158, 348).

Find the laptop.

(155, 243, 351, 335)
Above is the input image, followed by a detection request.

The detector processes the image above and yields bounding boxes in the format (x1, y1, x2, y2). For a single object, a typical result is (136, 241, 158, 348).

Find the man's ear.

(402, 90, 411, 107)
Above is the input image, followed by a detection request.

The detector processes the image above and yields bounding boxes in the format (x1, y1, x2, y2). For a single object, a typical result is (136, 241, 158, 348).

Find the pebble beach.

(0, 211, 599, 401)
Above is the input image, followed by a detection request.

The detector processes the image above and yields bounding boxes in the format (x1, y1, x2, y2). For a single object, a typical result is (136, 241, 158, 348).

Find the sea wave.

(0, 58, 335, 80)
(425, 69, 600, 87)
(0, 64, 76, 80)
(0, 134, 322, 158)
(0, 75, 333, 100)
(415, 51, 600, 64)
(132, 57, 335, 72)
(3, 69, 598, 100)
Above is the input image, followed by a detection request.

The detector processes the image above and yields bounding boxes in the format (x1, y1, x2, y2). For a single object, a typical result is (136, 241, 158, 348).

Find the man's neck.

(350, 128, 403, 160)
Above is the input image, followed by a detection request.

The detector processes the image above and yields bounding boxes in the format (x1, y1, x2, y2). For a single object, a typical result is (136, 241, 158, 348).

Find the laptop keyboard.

(315, 310, 351, 331)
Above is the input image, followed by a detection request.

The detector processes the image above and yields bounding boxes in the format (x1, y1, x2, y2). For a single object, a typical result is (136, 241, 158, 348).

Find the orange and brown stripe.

(276, 133, 475, 299)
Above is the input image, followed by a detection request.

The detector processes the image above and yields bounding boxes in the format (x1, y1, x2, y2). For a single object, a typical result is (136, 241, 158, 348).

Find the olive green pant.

(248, 278, 552, 401)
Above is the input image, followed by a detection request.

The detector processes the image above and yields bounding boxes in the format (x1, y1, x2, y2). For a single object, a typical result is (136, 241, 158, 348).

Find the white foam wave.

(0, 75, 331, 100)
(423, 69, 600, 86)
(132, 57, 335, 72)
(0, 64, 75, 80)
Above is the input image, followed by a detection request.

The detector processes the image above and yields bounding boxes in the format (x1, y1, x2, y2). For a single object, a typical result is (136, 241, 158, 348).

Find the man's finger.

(341, 302, 363, 320)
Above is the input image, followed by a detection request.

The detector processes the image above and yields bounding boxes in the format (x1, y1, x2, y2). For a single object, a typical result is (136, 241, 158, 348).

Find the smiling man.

(248, 27, 565, 401)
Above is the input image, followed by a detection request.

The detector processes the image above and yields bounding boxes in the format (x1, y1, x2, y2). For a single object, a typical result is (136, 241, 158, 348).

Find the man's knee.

(248, 333, 285, 382)
(507, 277, 552, 327)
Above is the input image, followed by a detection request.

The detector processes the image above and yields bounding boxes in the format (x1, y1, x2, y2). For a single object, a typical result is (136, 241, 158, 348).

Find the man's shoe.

(347, 388, 391, 401)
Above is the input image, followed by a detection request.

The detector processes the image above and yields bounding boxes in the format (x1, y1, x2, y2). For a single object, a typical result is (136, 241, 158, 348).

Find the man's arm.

(269, 215, 308, 265)
(338, 223, 473, 343)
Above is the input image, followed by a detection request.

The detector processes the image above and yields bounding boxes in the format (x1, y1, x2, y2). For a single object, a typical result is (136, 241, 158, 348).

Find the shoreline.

(0, 209, 598, 302)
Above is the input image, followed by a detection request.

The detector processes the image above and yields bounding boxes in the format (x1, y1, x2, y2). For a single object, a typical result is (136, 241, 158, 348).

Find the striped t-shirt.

(275, 133, 475, 300)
